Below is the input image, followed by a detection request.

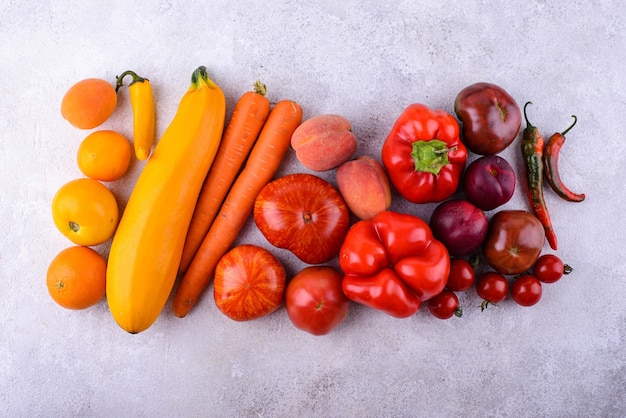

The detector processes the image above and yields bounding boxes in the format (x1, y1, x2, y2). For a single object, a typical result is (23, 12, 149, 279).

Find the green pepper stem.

(523, 101, 534, 127)
(115, 70, 147, 92)
(410, 139, 452, 175)
(561, 115, 577, 136)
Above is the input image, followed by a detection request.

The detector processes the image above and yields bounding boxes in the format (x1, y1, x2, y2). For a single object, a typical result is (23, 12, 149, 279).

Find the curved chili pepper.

(116, 70, 156, 160)
(521, 102, 557, 250)
(543, 115, 585, 202)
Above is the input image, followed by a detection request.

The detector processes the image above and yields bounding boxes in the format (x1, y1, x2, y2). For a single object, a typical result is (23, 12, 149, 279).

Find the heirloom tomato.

(454, 82, 521, 155)
(482, 210, 545, 275)
(254, 173, 350, 264)
(213, 245, 286, 322)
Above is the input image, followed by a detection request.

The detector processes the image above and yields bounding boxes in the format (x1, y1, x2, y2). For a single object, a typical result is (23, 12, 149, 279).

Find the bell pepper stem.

(411, 139, 453, 175)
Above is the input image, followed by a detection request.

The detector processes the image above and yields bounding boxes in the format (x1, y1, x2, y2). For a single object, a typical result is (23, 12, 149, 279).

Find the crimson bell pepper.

(382, 103, 468, 203)
(339, 211, 450, 318)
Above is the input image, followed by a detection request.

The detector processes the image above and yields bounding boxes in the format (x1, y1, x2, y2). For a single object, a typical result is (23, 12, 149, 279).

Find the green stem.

(115, 70, 147, 92)
(523, 101, 534, 127)
(561, 115, 577, 136)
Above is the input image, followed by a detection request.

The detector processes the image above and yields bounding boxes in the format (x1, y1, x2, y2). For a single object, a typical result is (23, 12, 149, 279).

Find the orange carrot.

(178, 81, 270, 274)
(172, 99, 303, 317)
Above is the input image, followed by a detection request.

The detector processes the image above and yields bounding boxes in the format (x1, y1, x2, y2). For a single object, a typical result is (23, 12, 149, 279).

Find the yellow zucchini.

(106, 66, 225, 333)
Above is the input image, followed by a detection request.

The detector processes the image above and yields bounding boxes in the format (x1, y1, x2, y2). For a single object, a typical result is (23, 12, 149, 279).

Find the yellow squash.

(106, 66, 225, 333)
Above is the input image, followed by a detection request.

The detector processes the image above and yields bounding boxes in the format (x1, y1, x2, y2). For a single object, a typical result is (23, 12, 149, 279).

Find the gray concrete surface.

(1, 0, 625, 416)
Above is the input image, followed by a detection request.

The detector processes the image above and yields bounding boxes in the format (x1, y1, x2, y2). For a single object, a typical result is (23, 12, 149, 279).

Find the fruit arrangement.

(48, 69, 582, 335)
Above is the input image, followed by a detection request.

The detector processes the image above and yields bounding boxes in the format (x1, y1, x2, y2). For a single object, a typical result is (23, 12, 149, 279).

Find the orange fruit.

(51, 178, 119, 246)
(47, 246, 106, 310)
(77, 130, 132, 181)
(61, 78, 117, 129)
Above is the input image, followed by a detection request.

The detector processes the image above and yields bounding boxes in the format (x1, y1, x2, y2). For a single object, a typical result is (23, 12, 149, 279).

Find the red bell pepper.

(339, 211, 450, 318)
(382, 103, 468, 203)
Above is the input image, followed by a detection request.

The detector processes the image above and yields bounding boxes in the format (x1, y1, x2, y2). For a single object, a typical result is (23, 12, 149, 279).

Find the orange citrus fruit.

(77, 130, 132, 181)
(61, 78, 117, 129)
(51, 178, 119, 246)
(47, 246, 107, 310)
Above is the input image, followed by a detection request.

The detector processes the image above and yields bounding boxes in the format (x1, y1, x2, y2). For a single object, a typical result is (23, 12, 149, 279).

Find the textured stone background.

(1, 1, 625, 416)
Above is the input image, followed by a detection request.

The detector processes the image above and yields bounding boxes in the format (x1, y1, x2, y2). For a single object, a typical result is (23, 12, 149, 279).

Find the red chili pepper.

(543, 115, 585, 202)
(381, 104, 468, 203)
(521, 102, 558, 250)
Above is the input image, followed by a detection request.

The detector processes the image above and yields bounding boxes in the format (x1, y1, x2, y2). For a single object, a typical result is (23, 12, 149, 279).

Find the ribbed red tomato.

(213, 245, 286, 322)
(253, 173, 350, 264)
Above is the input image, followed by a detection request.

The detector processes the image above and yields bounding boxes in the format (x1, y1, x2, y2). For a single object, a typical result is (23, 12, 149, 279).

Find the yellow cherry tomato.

(77, 130, 132, 182)
(51, 178, 119, 246)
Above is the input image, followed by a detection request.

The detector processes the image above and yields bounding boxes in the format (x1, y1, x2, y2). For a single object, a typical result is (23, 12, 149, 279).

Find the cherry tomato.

(511, 275, 542, 307)
(475, 272, 509, 311)
(427, 289, 462, 319)
(533, 254, 572, 283)
(285, 266, 350, 336)
(446, 258, 476, 292)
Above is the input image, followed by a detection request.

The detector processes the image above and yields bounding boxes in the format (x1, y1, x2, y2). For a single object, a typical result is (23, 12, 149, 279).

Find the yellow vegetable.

(106, 66, 226, 333)
(116, 70, 156, 160)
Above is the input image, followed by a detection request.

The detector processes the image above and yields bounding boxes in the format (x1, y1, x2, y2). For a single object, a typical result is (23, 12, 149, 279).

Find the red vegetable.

(482, 210, 545, 275)
(454, 82, 522, 155)
(543, 115, 586, 202)
(213, 244, 286, 322)
(285, 266, 350, 336)
(446, 258, 476, 292)
(254, 173, 350, 264)
(475, 271, 509, 311)
(381, 104, 468, 203)
(511, 275, 542, 307)
(521, 102, 558, 250)
(428, 290, 463, 319)
(339, 211, 450, 318)
(533, 254, 572, 283)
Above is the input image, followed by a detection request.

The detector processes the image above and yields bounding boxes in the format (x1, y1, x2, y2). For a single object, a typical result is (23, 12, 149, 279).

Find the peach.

(336, 156, 392, 220)
(291, 114, 357, 172)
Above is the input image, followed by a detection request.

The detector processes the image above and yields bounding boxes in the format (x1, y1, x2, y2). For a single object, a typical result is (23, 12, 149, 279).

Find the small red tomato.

(213, 245, 286, 322)
(446, 258, 476, 292)
(475, 271, 509, 310)
(428, 289, 462, 319)
(533, 254, 572, 283)
(511, 275, 542, 307)
(285, 266, 350, 336)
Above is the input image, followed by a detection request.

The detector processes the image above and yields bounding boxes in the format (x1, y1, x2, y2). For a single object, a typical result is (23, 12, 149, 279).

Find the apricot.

(291, 114, 357, 172)
(61, 78, 117, 129)
(336, 156, 392, 220)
